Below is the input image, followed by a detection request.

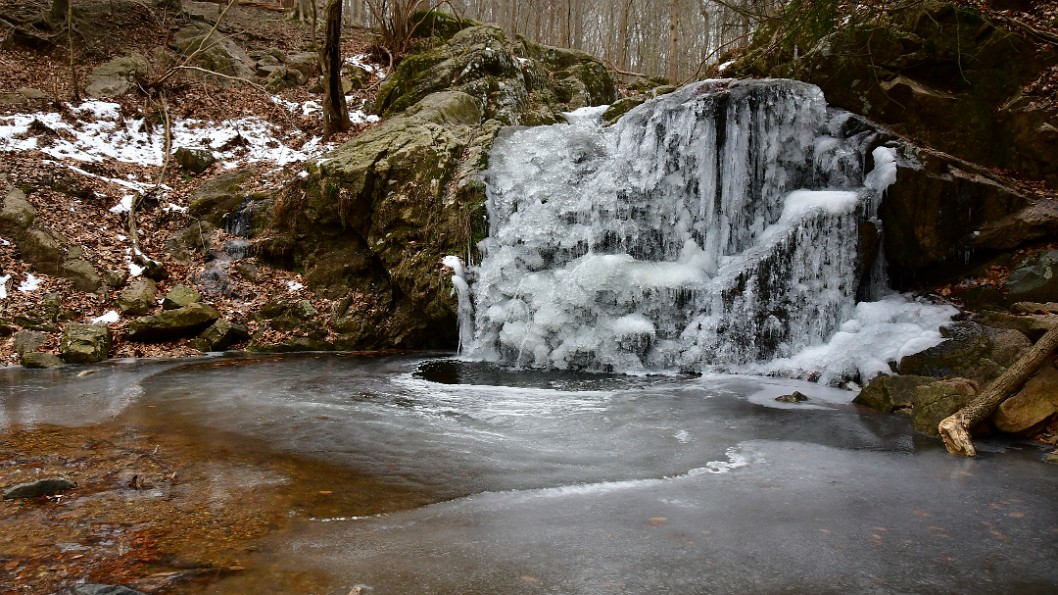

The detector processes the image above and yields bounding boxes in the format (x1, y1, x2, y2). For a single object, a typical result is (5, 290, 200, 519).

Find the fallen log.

(939, 321, 1058, 457)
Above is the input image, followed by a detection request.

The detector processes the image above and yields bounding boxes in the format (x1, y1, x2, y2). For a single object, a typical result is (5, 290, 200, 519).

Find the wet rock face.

(735, 1, 1057, 188)
(730, 1, 1058, 288)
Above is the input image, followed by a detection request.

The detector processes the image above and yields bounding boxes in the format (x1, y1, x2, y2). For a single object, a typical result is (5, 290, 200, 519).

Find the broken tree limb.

(939, 321, 1058, 457)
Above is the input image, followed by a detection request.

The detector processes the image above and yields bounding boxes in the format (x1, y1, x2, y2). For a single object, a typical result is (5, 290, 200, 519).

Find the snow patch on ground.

(91, 310, 120, 324)
(0, 97, 355, 170)
(17, 273, 40, 293)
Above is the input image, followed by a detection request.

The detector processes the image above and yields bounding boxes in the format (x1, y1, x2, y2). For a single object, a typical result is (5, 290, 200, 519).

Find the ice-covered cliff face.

(451, 79, 954, 381)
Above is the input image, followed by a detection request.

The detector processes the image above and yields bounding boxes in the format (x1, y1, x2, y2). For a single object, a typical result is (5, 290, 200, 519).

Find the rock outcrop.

(60, 323, 112, 363)
(256, 19, 618, 350)
(731, 1, 1058, 288)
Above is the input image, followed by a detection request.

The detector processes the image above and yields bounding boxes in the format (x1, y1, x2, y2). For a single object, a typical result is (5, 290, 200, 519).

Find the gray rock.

(170, 22, 255, 82)
(41, 292, 63, 322)
(1005, 250, 1058, 304)
(73, 585, 146, 595)
(60, 323, 112, 363)
(162, 284, 202, 310)
(125, 302, 221, 342)
(21, 351, 65, 368)
(775, 391, 809, 403)
(104, 267, 130, 289)
(191, 318, 249, 352)
(13, 329, 45, 357)
(17, 87, 45, 100)
(166, 221, 215, 262)
(174, 146, 216, 174)
(285, 52, 320, 79)
(62, 258, 103, 291)
(17, 227, 64, 273)
(0, 186, 36, 234)
(3, 477, 76, 499)
(85, 53, 149, 98)
(117, 278, 157, 315)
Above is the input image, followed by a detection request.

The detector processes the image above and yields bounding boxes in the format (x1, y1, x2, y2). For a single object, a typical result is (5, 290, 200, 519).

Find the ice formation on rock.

(450, 79, 953, 379)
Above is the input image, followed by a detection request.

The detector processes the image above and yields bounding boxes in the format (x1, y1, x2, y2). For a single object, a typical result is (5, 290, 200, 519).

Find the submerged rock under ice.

(450, 79, 955, 381)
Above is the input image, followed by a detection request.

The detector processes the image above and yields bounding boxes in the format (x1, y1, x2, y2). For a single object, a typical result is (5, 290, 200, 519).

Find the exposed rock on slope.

(257, 21, 618, 349)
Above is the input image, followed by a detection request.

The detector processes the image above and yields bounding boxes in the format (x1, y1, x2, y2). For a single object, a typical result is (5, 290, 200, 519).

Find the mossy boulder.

(170, 23, 254, 82)
(993, 364, 1058, 435)
(60, 323, 112, 363)
(255, 299, 319, 332)
(85, 53, 149, 98)
(162, 284, 202, 310)
(374, 23, 616, 124)
(62, 258, 102, 292)
(854, 374, 936, 413)
(117, 278, 157, 315)
(0, 186, 35, 233)
(21, 351, 65, 369)
(174, 146, 216, 174)
(125, 303, 220, 343)
(261, 23, 617, 351)
(911, 378, 979, 436)
(190, 318, 249, 352)
(188, 169, 257, 227)
(13, 330, 45, 357)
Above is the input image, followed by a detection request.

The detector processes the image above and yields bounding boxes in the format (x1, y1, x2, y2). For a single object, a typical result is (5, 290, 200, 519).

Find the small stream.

(2, 353, 1056, 593)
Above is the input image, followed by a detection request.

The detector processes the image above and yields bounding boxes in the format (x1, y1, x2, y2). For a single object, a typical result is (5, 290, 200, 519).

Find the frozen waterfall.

(449, 79, 955, 382)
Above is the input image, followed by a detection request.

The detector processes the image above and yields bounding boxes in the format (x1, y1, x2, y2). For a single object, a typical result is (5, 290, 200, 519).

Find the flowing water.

(2, 354, 1057, 594)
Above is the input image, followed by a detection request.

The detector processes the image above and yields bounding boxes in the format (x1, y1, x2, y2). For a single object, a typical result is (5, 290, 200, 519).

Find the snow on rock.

(0, 274, 10, 299)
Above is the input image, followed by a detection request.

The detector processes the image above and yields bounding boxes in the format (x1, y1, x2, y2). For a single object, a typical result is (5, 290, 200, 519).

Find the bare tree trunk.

(322, 0, 350, 137)
(50, 0, 70, 23)
(617, 0, 632, 71)
(938, 322, 1058, 457)
(668, 0, 678, 83)
(66, 0, 79, 101)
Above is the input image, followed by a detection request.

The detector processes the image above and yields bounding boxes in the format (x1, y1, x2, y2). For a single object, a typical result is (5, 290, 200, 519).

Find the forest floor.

(0, 0, 385, 364)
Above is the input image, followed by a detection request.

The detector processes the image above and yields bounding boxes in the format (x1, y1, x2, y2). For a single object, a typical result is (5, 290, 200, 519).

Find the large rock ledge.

(255, 21, 617, 350)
